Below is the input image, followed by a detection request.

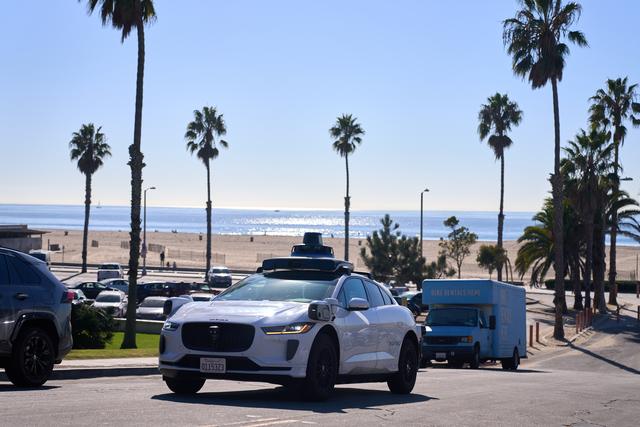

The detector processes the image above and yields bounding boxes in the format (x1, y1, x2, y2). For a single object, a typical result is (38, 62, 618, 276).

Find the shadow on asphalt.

(152, 386, 435, 413)
(0, 384, 60, 392)
(427, 366, 548, 374)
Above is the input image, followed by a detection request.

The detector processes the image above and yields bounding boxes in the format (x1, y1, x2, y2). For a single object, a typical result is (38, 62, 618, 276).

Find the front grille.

(425, 336, 460, 345)
(181, 322, 255, 352)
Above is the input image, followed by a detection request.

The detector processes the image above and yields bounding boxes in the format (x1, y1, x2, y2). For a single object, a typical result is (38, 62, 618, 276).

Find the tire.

(302, 333, 338, 401)
(164, 376, 206, 395)
(5, 327, 55, 387)
(447, 360, 464, 369)
(501, 348, 520, 371)
(388, 338, 418, 394)
(419, 356, 430, 369)
(469, 345, 480, 369)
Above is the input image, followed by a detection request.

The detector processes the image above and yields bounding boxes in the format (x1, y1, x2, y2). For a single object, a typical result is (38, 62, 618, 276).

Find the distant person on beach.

(173, 261, 177, 270)
(160, 250, 165, 269)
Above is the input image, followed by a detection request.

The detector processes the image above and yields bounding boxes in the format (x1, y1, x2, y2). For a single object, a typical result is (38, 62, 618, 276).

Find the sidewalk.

(0, 357, 159, 382)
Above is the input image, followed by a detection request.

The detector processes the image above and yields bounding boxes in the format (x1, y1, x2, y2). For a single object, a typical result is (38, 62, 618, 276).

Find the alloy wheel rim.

(316, 348, 335, 388)
(23, 335, 52, 380)
(403, 348, 416, 380)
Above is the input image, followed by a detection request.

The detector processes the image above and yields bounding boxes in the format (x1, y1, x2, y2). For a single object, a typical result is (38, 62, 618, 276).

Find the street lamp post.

(142, 186, 156, 276)
(420, 188, 429, 258)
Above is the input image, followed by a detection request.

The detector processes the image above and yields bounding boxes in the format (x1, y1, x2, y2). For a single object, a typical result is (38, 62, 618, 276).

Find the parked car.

(136, 296, 169, 321)
(394, 291, 428, 317)
(159, 233, 420, 400)
(190, 282, 219, 295)
(93, 290, 127, 317)
(100, 278, 129, 294)
(188, 292, 216, 302)
(97, 263, 124, 281)
(69, 289, 88, 305)
(163, 282, 193, 297)
(389, 286, 409, 297)
(137, 281, 166, 303)
(69, 281, 115, 299)
(28, 250, 51, 267)
(0, 247, 73, 387)
(206, 266, 232, 287)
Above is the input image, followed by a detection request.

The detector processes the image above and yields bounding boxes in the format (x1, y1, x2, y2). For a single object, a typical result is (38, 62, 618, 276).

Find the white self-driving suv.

(159, 257, 420, 400)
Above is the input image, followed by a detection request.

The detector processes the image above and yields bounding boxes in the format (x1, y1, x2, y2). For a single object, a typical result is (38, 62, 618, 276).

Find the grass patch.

(67, 332, 160, 360)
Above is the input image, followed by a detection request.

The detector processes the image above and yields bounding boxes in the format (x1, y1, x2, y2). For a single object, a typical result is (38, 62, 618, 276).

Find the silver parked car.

(93, 290, 127, 317)
(136, 296, 169, 320)
(206, 266, 232, 287)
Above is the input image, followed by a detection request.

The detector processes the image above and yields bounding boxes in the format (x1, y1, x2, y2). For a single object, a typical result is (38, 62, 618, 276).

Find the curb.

(0, 366, 159, 382)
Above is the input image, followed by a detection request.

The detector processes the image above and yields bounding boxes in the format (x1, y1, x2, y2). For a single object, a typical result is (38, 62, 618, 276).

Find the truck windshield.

(426, 308, 477, 327)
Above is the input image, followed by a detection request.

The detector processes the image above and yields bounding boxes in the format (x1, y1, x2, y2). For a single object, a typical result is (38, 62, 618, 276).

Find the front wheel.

(469, 345, 480, 369)
(164, 376, 206, 394)
(302, 333, 338, 401)
(5, 327, 55, 387)
(501, 348, 520, 371)
(388, 338, 418, 394)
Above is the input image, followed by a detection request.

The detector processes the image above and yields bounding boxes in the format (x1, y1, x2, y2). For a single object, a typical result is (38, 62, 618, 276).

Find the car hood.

(93, 302, 122, 307)
(137, 307, 164, 313)
(424, 325, 476, 335)
(170, 300, 309, 325)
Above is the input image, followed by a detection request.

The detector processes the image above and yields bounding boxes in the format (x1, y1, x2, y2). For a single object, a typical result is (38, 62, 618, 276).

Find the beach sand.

(42, 229, 640, 281)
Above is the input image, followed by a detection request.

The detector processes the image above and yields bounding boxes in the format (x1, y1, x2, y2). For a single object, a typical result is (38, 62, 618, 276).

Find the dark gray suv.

(0, 247, 73, 386)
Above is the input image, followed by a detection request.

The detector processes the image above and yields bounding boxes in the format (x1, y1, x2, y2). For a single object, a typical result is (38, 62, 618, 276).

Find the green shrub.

(71, 304, 115, 349)
(544, 280, 639, 294)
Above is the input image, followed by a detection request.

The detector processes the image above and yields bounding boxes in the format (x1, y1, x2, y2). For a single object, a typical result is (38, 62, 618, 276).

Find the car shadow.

(0, 384, 60, 392)
(152, 386, 435, 413)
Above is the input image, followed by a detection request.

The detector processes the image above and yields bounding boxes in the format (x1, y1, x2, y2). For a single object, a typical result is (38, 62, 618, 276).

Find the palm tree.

(503, 0, 587, 339)
(82, 0, 157, 349)
(562, 129, 613, 310)
(69, 124, 111, 273)
(184, 107, 228, 274)
(477, 93, 523, 281)
(589, 77, 640, 305)
(330, 114, 365, 261)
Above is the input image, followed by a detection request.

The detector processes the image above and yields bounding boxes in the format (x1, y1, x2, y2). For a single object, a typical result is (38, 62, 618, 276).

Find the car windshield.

(212, 268, 229, 274)
(426, 308, 477, 327)
(96, 294, 121, 303)
(140, 299, 165, 307)
(100, 264, 119, 270)
(191, 295, 211, 301)
(216, 271, 339, 303)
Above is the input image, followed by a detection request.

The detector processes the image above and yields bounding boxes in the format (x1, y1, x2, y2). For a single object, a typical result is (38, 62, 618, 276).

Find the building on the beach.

(0, 224, 47, 252)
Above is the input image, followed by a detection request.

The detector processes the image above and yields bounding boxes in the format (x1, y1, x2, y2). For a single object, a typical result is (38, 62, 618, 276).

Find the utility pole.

(142, 186, 156, 275)
(420, 188, 429, 257)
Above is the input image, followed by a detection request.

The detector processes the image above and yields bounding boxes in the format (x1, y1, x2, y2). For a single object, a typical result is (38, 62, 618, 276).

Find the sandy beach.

(42, 229, 640, 281)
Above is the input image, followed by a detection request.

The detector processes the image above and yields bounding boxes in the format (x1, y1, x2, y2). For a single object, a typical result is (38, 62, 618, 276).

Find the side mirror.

(489, 315, 496, 330)
(308, 301, 333, 321)
(163, 300, 173, 316)
(347, 297, 369, 311)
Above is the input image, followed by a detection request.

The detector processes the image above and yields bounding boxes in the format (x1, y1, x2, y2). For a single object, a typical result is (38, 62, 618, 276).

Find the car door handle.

(14, 293, 29, 300)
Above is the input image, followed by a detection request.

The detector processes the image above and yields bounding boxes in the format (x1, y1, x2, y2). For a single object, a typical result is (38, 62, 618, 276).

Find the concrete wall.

(0, 236, 42, 253)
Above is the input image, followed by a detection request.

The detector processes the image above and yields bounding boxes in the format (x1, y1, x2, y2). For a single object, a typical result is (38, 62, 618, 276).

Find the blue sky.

(1, 1, 639, 212)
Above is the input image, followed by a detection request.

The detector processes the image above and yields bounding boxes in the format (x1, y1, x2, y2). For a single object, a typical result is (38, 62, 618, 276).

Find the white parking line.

(243, 420, 300, 427)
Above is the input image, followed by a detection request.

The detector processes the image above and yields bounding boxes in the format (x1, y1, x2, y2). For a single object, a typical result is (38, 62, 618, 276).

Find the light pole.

(142, 186, 156, 275)
(420, 188, 429, 258)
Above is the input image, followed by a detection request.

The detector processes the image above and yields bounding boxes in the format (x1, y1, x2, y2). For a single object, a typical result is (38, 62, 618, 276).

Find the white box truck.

(421, 279, 526, 370)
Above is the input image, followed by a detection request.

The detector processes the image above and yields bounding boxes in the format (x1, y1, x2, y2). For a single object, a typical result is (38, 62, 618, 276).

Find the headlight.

(262, 322, 315, 335)
(163, 321, 180, 331)
(459, 336, 474, 343)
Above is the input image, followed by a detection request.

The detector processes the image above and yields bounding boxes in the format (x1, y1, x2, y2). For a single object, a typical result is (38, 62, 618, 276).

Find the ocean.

(0, 204, 636, 245)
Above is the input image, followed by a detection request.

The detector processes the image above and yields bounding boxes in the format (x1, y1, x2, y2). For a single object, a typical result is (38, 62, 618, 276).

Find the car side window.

(479, 311, 487, 329)
(340, 278, 367, 307)
(364, 281, 384, 307)
(5, 255, 42, 285)
(0, 255, 10, 285)
(379, 288, 393, 305)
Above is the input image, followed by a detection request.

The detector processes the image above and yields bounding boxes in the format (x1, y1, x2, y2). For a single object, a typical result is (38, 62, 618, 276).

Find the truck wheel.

(164, 376, 205, 394)
(501, 348, 519, 371)
(302, 333, 338, 401)
(469, 345, 480, 369)
(388, 338, 418, 394)
(419, 356, 430, 369)
(5, 327, 55, 387)
(448, 360, 464, 369)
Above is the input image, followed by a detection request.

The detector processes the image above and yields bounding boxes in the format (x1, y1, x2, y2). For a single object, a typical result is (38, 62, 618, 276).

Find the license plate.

(436, 352, 446, 359)
(200, 357, 226, 373)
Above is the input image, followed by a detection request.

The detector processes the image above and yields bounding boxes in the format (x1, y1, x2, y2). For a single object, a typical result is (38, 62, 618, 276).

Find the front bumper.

(158, 324, 317, 379)
(422, 344, 474, 361)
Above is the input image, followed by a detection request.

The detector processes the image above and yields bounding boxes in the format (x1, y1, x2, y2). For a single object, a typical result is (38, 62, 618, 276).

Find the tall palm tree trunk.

(571, 259, 582, 310)
(608, 144, 620, 306)
(551, 78, 565, 340)
(205, 160, 212, 273)
(123, 17, 146, 349)
(497, 154, 505, 281)
(81, 173, 92, 273)
(344, 154, 350, 261)
(584, 218, 594, 309)
(594, 224, 607, 311)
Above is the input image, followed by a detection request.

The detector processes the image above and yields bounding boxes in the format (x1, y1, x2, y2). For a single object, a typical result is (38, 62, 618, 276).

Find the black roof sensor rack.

(261, 257, 354, 273)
